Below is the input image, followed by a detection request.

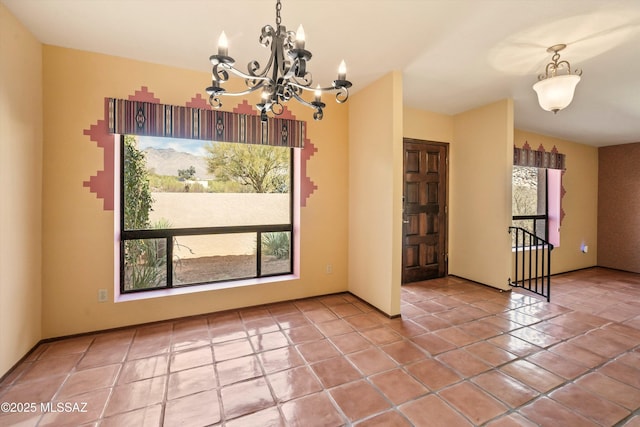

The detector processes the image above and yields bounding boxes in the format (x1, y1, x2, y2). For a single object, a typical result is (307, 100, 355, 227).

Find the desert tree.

(205, 142, 289, 193)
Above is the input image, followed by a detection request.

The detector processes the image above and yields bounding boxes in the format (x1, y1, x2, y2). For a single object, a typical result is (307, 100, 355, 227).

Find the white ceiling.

(3, 0, 640, 146)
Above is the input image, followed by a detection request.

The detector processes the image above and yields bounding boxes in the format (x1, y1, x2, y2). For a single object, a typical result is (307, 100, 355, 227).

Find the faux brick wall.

(598, 142, 640, 273)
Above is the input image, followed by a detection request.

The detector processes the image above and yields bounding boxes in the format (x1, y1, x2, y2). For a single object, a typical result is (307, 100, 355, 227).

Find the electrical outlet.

(325, 264, 333, 274)
(98, 289, 108, 303)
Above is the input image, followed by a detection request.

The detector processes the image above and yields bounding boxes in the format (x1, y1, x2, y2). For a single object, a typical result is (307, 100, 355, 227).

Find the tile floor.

(1, 267, 639, 426)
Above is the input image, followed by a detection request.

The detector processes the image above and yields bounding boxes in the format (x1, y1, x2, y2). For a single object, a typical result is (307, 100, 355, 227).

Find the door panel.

(402, 139, 448, 283)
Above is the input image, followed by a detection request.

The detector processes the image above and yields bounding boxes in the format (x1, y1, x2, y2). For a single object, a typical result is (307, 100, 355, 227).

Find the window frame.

(512, 167, 549, 241)
(512, 166, 561, 247)
(118, 134, 295, 295)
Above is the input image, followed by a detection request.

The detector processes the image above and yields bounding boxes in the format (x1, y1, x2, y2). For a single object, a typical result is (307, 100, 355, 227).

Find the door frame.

(402, 138, 450, 284)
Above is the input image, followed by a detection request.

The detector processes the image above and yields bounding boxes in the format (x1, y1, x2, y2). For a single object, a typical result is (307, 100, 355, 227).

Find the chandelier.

(533, 44, 582, 114)
(206, 0, 352, 122)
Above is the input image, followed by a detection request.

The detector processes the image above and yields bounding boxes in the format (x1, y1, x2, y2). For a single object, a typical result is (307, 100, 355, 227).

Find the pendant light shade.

(533, 44, 582, 114)
(533, 74, 581, 113)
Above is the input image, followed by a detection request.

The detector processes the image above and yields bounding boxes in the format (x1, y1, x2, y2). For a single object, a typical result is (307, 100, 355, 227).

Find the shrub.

(262, 232, 290, 259)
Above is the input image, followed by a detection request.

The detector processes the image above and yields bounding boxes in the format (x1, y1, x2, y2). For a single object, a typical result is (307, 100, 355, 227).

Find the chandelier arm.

(287, 82, 350, 104)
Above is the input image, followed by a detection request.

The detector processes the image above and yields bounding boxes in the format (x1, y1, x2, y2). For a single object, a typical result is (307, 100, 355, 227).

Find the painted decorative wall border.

(514, 141, 566, 225)
(83, 87, 317, 211)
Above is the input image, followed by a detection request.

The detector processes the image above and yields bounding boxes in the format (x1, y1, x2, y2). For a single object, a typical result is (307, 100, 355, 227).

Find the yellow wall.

(0, 4, 43, 375)
(514, 130, 598, 273)
(40, 45, 349, 338)
(449, 100, 514, 290)
(403, 106, 454, 143)
(348, 71, 403, 316)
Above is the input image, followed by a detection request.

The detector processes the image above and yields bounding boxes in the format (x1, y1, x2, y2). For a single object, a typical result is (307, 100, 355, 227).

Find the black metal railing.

(512, 214, 547, 241)
(508, 226, 553, 302)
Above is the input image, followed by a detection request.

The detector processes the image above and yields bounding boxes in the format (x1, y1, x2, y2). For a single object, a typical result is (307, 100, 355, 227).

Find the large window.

(120, 135, 293, 293)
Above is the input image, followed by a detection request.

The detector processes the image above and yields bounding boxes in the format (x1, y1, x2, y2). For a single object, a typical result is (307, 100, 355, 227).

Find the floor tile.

(439, 381, 508, 425)
(369, 368, 428, 404)
(280, 392, 345, 427)
(243, 317, 280, 336)
(485, 412, 538, 427)
(267, 366, 323, 402)
(348, 347, 397, 376)
(18, 354, 82, 383)
(526, 350, 589, 379)
(400, 394, 473, 427)
(100, 404, 162, 427)
(360, 326, 403, 345)
(464, 341, 518, 367)
(104, 376, 166, 417)
(314, 318, 355, 337)
(488, 334, 542, 357)
(311, 356, 362, 387)
(56, 364, 120, 399)
(549, 382, 630, 426)
(386, 319, 427, 337)
(249, 330, 290, 352)
(169, 345, 213, 372)
(509, 326, 560, 348)
(258, 346, 305, 374)
(118, 354, 168, 384)
(434, 326, 478, 346)
(405, 358, 462, 391)
(296, 339, 340, 363)
(471, 370, 539, 408)
(216, 354, 262, 386)
(213, 338, 254, 361)
(225, 406, 285, 427)
(329, 303, 364, 318)
(329, 331, 371, 354)
(411, 333, 457, 355)
(282, 325, 324, 344)
(354, 410, 412, 426)
(575, 372, 640, 410)
(436, 349, 492, 377)
(380, 340, 426, 364)
(220, 377, 274, 420)
(163, 389, 221, 427)
(547, 342, 606, 368)
(167, 364, 217, 400)
(330, 380, 391, 422)
(519, 396, 599, 427)
(499, 359, 564, 393)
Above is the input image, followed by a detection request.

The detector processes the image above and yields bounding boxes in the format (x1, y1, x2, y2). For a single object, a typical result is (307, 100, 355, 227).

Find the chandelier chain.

(276, 0, 282, 27)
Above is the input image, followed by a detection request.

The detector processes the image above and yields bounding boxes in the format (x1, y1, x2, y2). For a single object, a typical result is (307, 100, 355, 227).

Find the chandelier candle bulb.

(295, 25, 305, 49)
(338, 60, 347, 81)
(217, 32, 228, 57)
(314, 85, 321, 103)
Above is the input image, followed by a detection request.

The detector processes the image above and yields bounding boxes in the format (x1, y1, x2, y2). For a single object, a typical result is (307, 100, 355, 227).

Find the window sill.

(115, 274, 299, 303)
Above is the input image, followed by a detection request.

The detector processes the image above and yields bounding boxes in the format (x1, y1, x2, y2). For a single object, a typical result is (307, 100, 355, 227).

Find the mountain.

(143, 147, 214, 179)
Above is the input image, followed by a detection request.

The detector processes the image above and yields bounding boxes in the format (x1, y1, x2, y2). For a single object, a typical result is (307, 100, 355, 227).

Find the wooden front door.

(402, 139, 448, 283)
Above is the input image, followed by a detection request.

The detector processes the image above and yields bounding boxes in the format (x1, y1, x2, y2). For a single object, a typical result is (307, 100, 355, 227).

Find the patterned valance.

(107, 98, 305, 148)
(514, 146, 565, 170)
